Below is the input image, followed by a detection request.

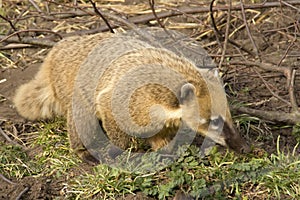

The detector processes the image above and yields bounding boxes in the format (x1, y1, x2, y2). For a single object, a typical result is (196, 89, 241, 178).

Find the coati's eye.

(210, 116, 224, 130)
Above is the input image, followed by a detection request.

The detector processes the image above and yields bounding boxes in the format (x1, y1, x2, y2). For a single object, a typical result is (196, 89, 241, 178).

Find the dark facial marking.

(223, 122, 251, 153)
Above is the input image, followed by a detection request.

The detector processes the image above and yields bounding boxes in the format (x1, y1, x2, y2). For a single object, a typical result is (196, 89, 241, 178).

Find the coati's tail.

(13, 78, 63, 121)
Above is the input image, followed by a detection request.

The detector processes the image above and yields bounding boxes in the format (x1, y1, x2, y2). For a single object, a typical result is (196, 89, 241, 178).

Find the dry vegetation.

(0, 0, 300, 199)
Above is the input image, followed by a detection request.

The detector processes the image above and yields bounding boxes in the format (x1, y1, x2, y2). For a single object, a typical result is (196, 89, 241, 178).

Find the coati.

(13, 29, 250, 163)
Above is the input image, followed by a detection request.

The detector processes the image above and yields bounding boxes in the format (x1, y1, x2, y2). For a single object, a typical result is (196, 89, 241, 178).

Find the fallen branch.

(235, 106, 300, 125)
(253, 68, 291, 106)
(29, 0, 43, 13)
(218, 0, 232, 69)
(0, 35, 55, 47)
(0, 126, 19, 146)
(0, 43, 33, 50)
(16, 187, 29, 200)
(227, 61, 287, 73)
(0, 29, 62, 44)
(0, 126, 27, 150)
(44, 0, 300, 21)
(0, 174, 16, 185)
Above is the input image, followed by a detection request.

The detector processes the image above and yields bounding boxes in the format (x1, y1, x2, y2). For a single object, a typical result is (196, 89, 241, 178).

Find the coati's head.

(177, 69, 251, 154)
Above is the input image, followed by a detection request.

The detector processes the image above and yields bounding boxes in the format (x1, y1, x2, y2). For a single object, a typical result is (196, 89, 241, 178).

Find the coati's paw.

(76, 149, 99, 165)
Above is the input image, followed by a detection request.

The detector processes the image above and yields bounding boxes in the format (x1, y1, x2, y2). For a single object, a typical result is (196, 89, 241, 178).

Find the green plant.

(0, 143, 38, 178)
(292, 123, 300, 143)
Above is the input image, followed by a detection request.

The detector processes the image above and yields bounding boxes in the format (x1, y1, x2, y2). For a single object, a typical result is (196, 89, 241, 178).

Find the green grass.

(67, 138, 300, 199)
(0, 143, 37, 178)
(0, 119, 81, 179)
(30, 119, 81, 177)
(292, 123, 300, 143)
(1, 119, 299, 199)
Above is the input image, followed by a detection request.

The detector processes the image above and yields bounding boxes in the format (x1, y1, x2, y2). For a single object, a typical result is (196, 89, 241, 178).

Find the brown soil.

(1, 0, 300, 199)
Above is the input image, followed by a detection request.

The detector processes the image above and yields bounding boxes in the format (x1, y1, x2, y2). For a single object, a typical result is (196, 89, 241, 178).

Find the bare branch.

(0, 126, 23, 148)
(218, 0, 232, 69)
(280, 0, 300, 11)
(210, 0, 256, 57)
(0, 174, 16, 185)
(88, 0, 114, 33)
(0, 29, 62, 44)
(239, 0, 260, 59)
(277, 37, 297, 66)
(287, 69, 299, 112)
(235, 106, 300, 125)
(0, 43, 33, 50)
(253, 68, 291, 106)
(16, 187, 29, 200)
(210, 0, 222, 47)
(149, 0, 165, 28)
(0, 35, 55, 47)
(29, 0, 43, 13)
(0, 14, 21, 41)
(228, 61, 286, 73)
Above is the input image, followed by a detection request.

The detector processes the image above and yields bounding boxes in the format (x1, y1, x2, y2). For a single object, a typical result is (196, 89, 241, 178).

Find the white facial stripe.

(210, 116, 224, 130)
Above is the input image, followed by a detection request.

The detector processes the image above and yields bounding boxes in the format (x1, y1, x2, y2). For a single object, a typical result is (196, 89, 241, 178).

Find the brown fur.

(14, 31, 250, 163)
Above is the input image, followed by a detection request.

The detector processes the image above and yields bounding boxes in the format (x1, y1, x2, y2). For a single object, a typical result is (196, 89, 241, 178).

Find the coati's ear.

(180, 83, 196, 105)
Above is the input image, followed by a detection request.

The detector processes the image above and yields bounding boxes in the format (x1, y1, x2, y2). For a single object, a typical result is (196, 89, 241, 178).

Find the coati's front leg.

(66, 109, 99, 165)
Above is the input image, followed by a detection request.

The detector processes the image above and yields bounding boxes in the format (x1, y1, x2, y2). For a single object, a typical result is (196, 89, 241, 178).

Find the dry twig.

(235, 106, 300, 125)
(0, 29, 62, 44)
(210, 0, 256, 57)
(277, 36, 297, 66)
(89, 0, 114, 33)
(0, 35, 55, 47)
(239, 0, 260, 59)
(0, 126, 27, 150)
(29, 0, 43, 13)
(253, 68, 291, 106)
(149, 0, 165, 28)
(16, 187, 29, 200)
(218, 0, 232, 69)
(0, 14, 21, 41)
(0, 174, 16, 185)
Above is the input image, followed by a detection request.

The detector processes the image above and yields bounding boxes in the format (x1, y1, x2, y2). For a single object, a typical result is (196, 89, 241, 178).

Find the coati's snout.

(179, 83, 251, 154)
(222, 120, 251, 153)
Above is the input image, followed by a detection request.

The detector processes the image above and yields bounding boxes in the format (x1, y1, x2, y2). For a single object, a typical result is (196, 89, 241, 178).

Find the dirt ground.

(1, 0, 300, 199)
